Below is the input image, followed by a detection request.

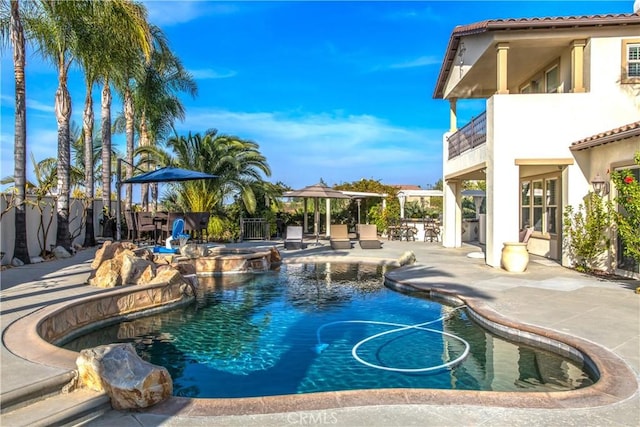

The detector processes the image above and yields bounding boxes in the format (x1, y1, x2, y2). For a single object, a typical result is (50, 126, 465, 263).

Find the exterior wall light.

(591, 173, 609, 196)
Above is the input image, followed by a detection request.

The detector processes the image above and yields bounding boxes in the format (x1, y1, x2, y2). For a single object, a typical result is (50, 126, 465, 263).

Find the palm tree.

(1, 0, 30, 263)
(140, 130, 272, 214)
(75, 0, 151, 242)
(27, 1, 95, 250)
(94, 1, 151, 236)
(132, 25, 197, 211)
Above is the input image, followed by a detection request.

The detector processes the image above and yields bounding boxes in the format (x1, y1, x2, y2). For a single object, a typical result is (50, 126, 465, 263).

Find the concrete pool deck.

(1, 239, 638, 426)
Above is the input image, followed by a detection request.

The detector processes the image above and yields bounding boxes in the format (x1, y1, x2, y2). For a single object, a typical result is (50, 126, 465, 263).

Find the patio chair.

(123, 210, 137, 242)
(358, 224, 382, 249)
(330, 224, 352, 250)
(135, 212, 157, 244)
(284, 225, 304, 250)
(519, 226, 534, 244)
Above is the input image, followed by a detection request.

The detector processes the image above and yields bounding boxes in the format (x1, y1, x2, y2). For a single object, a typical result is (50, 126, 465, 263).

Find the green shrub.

(563, 193, 614, 272)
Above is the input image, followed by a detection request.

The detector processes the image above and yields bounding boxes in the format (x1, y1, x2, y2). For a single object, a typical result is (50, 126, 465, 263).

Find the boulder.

(148, 268, 186, 287)
(121, 253, 157, 286)
(53, 246, 72, 259)
(76, 343, 172, 410)
(89, 258, 123, 288)
(268, 246, 282, 265)
(91, 241, 138, 269)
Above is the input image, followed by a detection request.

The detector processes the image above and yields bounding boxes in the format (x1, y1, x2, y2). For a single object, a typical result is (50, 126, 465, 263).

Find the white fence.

(0, 196, 112, 265)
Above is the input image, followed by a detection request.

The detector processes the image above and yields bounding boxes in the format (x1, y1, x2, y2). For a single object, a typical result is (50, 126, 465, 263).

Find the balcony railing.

(447, 111, 487, 159)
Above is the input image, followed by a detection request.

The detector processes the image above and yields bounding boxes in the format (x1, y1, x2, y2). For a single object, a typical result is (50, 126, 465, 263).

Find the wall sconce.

(591, 173, 609, 196)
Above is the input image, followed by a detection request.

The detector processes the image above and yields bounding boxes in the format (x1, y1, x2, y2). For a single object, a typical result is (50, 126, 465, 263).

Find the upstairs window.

(622, 39, 640, 83)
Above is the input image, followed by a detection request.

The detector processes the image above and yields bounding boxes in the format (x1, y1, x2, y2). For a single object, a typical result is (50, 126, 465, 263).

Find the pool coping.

(2, 260, 638, 416)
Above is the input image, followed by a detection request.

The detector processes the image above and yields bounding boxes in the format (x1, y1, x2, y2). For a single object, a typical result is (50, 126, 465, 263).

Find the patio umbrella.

(283, 183, 351, 244)
(121, 167, 217, 184)
(116, 163, 217, 241)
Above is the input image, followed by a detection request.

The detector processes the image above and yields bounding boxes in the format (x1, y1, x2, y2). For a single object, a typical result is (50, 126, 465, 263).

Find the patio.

(0, 238, 638, 426)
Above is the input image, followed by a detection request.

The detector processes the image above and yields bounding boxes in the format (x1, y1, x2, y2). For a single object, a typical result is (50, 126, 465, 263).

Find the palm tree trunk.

(124, 86, 134, 211)
(101, 80, 112, 236)
(11, 0, 29, 264)
(139, 113, 150, 211)
(55, 55, 72, 250)
(82, 82, 96, 247)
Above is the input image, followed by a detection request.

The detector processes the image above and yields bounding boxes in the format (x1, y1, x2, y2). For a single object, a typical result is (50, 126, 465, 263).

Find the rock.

(53, 246, 72, 259)
(91, 241, 138, 269)
(268, 246, 282, 265)
(148, 268, 186, 287)
(121, 253, 156, 286)
(172, 262, 197, 277)
(89, 258, 122, 288)
(398, 251, 416, 266)
(180, 243, 201, 259)
(76, 343, 172, 410)
(30, 256, 45, 264)
(11, 257, 24, 267)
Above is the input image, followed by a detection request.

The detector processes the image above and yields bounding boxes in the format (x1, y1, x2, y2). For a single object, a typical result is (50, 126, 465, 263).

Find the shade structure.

(121, 167, 217, 184)
(116, 164, 217, 241)
(283, 183, 350, 244)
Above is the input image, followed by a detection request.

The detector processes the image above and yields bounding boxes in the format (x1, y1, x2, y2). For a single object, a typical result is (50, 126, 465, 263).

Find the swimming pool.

(63, 263, 595, 398)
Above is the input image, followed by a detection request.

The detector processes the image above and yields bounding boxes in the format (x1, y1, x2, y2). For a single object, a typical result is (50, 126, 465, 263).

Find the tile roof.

(570, 121, 640, 151)
(433, 13, 640, 99)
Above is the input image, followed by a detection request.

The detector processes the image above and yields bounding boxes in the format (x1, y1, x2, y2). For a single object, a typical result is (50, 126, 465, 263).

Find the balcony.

(447, 111, 486, 160)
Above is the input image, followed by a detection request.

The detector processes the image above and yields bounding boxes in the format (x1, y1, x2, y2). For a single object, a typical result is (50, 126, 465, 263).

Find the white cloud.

(142, 0, 241, 26)
(388, 56, 442, 69)
(189, 68, 237, 80)
(175, 108, 443, 188)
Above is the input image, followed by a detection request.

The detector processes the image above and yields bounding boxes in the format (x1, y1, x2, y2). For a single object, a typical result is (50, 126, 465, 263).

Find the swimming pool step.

(0, 388, 110, 427)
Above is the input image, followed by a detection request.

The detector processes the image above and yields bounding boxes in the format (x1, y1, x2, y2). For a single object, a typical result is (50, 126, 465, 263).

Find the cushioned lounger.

(358, 224, 382, 249)
(284, 225, 304, 249)
(330, 224, 352, 250)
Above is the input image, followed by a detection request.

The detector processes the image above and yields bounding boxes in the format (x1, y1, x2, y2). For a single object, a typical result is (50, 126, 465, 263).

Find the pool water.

(63, 263, 595, 398)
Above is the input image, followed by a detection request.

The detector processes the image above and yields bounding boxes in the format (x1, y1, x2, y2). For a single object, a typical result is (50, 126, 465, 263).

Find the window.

(622, 39, 640, 83)
(520, 176, 560, 236)
(519, 60, 559, 94)
(545, 65, 559, 93)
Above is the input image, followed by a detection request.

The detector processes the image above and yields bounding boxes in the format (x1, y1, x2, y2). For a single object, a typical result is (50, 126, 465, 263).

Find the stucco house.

(433, 11, 640, 277)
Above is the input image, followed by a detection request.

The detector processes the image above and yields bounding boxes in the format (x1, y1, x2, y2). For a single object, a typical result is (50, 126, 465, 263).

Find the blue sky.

(0, 0, 634, 191)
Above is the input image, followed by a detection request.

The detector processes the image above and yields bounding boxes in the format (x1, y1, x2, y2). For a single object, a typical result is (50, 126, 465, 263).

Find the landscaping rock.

(76, 343, 172, 410)
(121, 253, 157, 286)
(91, 241, 137, 269)
(53, 246, 72, 259)
(268, 246, 282, 265)
(89, 258, 122, 288)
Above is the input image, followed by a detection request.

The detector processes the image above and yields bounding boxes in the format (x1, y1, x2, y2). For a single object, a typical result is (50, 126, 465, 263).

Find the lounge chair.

(330, 224, 352, 250)
(284, 225, 304, 250)
(358, 224, 382, 249)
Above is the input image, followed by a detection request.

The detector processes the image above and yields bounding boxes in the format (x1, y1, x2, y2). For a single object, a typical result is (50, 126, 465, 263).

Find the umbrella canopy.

(121, 167, 217, 184)
(284, 183, 350, 244)
(283, 182, 351, 199)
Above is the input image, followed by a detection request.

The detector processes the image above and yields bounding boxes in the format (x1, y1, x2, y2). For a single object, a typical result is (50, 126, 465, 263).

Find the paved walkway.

(1, 239, 638, 426)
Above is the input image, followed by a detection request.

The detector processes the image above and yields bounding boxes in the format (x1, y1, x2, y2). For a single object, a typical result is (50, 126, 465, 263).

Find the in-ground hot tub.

(191, 246, 279, 275)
